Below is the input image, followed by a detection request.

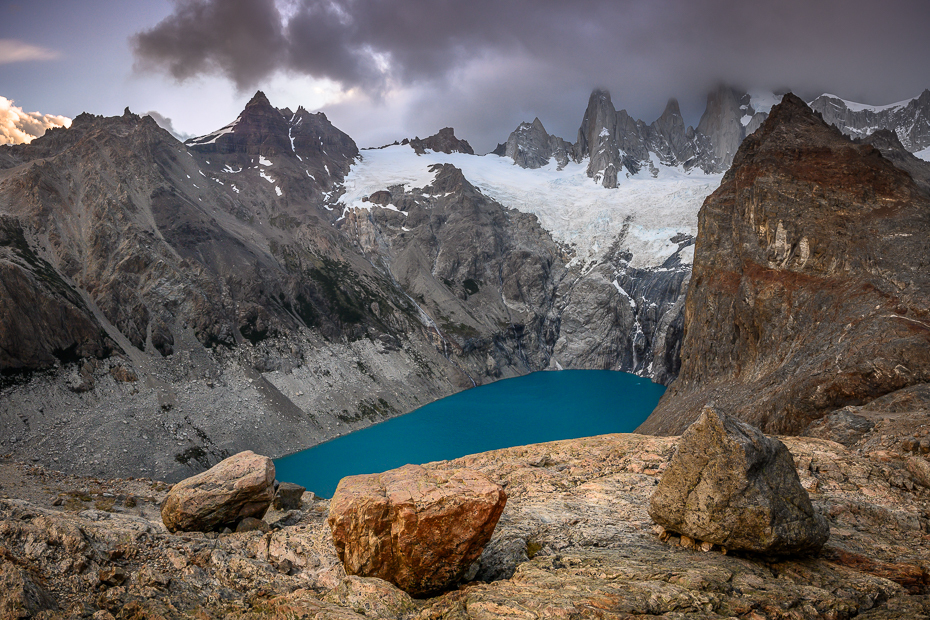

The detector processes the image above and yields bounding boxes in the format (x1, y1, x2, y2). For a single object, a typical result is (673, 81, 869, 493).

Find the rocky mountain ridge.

(810, 89, 930, 153)
(496, 85, 780, 186)
(497, 85, 930, 191)
(0, 91, 688, 481)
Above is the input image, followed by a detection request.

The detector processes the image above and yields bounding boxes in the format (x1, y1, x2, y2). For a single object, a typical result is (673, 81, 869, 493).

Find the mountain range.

(1, 84, 929, 480)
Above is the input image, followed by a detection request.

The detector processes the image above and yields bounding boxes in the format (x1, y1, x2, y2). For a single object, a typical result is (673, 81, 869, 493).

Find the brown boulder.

(161, 451, 275, 533)
(327, 464, 507, 597)
(649, 406, 829, 555)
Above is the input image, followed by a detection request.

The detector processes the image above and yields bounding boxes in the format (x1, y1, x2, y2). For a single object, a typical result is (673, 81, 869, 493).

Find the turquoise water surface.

(274, 369, 665, 497)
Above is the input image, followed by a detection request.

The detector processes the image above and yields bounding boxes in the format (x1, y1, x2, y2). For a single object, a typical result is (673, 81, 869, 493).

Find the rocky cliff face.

(639, 93, 930, 436)
(811, 89, 930, 153)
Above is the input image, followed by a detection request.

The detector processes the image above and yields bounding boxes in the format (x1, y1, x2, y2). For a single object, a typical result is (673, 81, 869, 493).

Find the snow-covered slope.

(338, 145, 722, 269)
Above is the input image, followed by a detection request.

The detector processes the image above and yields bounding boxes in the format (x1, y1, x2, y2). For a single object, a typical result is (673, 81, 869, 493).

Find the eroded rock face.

(0, 562, 57, 619)
(327, 464, 506, 597)
(161, 450, 275, 532)
(641, 93, 930, 436)
(649, 406, 830, 555)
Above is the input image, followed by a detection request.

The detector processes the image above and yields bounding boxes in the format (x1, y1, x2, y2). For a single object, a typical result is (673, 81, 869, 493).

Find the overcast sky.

(2, 0, 930, 152)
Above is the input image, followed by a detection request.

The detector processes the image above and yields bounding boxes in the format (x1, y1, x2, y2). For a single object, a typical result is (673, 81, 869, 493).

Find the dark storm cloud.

(132, 0, 930, 151)
(132, 0, 286, 90)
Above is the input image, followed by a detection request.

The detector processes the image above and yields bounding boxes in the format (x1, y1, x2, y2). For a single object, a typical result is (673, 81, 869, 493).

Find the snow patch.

(259, 170, 276, 184)
(914, 146, 930, 162)
(275, 186, 282, 197)
(612, 280, 637, 310)
(259, 155, 272, 166)
(187, 116, 240, 145)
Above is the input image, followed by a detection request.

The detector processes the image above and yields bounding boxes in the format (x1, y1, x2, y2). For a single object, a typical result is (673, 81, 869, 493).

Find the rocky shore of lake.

(2, 416, 929, 619)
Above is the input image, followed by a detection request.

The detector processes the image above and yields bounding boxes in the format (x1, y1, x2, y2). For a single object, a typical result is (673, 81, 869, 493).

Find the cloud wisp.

(143, 110, 195, 141)
(0, 96, 71, 145)
(0, 39, 60, 65)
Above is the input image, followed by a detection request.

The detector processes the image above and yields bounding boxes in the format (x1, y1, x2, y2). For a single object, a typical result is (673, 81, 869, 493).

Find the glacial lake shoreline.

(274, 369, 666, 497)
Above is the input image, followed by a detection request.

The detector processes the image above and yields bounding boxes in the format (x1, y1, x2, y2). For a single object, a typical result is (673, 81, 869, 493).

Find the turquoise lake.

(274, 369, 665, 497)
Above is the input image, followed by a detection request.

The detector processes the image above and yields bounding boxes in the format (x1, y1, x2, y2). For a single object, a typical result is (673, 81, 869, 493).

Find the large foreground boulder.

(328, 464, 507, 597)
(649, 407, 829, 555)
(161, 451, 275, 533)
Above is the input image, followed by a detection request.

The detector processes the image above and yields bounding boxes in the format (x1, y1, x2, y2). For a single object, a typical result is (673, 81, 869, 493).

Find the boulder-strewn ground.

(1, 422, 928, 619)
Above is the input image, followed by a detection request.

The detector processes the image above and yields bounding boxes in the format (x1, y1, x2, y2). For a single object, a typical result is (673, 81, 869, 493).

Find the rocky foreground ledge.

(1, 429, 929, 619)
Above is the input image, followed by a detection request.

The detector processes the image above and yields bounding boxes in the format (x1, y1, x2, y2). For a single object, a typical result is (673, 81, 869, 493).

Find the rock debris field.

(1, 423, 929, 619)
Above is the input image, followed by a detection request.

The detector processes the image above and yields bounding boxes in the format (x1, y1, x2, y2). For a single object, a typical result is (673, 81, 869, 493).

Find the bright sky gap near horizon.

(2, 0, 930, 151)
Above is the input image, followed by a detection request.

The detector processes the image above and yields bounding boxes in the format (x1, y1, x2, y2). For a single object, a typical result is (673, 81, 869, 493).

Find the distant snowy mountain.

(494, 86, 786, 186)
(809, 90, 930, 158)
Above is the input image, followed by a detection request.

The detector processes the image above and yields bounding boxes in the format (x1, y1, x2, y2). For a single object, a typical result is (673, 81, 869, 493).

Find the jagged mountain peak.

(405, 127, 474, 155)
(246, 90, 272, 109)
(659, 98, 682, 119)
(735, 92, 850, 157)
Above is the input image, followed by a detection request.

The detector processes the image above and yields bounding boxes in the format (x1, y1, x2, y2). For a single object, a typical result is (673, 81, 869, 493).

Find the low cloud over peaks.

(132, 0, 286, 90)
(130, 0, 930, 152)
(0, 97, 71, 145)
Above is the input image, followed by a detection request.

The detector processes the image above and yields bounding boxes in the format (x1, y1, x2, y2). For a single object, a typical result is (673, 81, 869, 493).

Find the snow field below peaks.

(339, 145, 722, 269)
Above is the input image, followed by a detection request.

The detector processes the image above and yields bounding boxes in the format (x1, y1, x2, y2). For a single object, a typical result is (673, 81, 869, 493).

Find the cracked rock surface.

(1, 424, 928, 618)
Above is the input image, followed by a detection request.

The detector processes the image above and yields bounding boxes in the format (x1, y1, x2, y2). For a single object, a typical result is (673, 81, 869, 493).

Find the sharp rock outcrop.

(495, 117, 572, 169)
(405, 127, 474, 155)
